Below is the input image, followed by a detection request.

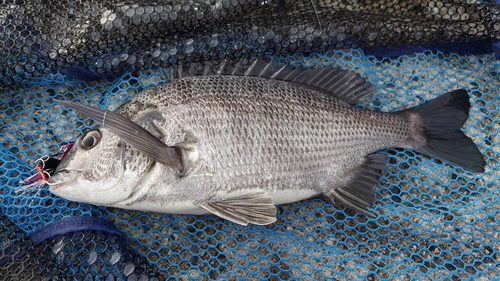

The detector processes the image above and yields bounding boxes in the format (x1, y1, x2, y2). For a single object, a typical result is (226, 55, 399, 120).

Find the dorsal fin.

(169, 58, 376, 105)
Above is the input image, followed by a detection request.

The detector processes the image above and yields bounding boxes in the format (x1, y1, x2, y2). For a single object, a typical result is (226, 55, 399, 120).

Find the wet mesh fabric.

(1, 1, 500, 280)
(0, 0, 499, 84)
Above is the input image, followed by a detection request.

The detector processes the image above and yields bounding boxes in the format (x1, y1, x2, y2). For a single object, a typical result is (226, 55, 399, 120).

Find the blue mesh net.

(1, 1, 500, 280)
(2, 49, 499, 280)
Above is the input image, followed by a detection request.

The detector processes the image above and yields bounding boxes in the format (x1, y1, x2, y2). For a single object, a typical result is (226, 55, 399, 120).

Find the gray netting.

(0, 0, 499, 84)
(1, 0, 500, 280)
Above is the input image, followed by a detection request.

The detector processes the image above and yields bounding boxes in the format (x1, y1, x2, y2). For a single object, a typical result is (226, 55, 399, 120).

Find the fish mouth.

(46, 169, 80, 191)
(45, 142, 79, 190)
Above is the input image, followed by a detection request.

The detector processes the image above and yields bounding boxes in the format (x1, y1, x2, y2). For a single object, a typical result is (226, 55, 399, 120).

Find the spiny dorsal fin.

(200, 189, 277, 226)
(169, 58, 376, 105)
(323, 154, 387, 218)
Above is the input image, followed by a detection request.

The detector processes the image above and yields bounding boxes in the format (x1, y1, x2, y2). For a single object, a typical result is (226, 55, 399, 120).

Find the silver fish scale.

(82, 133, 122, 181)
(118, 75, 413, 204)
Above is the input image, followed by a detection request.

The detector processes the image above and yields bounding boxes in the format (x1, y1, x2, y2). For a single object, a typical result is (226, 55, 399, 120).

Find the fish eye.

(80, 130, 101, 150)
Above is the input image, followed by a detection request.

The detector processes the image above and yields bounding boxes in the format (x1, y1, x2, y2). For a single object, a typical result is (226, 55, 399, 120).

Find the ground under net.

(1, 1, 500, 280)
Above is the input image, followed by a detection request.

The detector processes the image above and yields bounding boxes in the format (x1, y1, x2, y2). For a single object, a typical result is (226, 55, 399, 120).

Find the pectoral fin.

(60, 100, 184, 173)
(323, 154, 387, 218)
(200, 189, 277, 226)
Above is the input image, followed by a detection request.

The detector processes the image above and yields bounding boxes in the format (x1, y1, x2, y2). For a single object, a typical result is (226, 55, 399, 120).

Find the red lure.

(19, 142, 74, 190)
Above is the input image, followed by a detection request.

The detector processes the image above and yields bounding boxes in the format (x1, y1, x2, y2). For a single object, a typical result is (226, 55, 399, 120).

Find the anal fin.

(323, 154, 387, 218)
(200, 189, 277, 226)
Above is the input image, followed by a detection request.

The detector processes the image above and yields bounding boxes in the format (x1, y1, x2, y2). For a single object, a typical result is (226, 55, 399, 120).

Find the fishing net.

(1, 0, 500, 280)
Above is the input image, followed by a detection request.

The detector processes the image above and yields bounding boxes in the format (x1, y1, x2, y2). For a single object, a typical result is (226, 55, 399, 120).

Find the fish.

(40, 59, 485, 226)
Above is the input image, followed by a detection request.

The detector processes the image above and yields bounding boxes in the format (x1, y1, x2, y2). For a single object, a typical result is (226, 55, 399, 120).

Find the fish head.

(47, 127, 143, 205)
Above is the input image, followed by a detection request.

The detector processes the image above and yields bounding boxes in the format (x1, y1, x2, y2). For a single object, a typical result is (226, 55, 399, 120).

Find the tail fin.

(409, 89, 485, 173)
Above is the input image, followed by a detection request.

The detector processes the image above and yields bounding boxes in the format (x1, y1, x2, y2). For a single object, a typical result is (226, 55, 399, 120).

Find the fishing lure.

(18, 143, 73, 192)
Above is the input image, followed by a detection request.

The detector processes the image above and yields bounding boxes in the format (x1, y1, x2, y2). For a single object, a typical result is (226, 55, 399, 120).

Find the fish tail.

(408, 89, 485, 173)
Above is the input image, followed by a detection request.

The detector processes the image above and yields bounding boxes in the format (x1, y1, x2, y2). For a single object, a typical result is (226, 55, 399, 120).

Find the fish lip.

(46, 169, 79, 191)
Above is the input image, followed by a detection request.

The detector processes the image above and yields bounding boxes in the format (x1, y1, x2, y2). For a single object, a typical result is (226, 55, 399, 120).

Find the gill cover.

(60, 100, 184, 173)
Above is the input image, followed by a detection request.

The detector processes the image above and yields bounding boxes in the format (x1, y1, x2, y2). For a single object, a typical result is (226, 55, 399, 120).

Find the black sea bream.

(44, 60, 485, 225)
